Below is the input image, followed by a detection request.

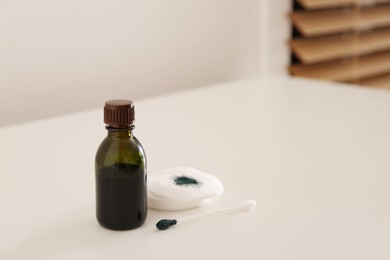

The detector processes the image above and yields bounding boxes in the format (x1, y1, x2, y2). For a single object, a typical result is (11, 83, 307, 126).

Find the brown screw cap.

(104, 99, 135, 126)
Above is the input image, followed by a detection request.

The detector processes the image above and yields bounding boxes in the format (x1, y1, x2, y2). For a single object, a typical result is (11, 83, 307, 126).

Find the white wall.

(0, 0, 262, 126)
(260, 0, 291, 75)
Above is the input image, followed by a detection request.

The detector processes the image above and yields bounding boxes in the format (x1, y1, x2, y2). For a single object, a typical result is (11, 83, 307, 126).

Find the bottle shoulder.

(97, 134, 144, 149)
(95, 135, 146, 167)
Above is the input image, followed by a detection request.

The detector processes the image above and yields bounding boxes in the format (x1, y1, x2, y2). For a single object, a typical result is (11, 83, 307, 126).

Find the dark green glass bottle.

(95, 100, 147, 230)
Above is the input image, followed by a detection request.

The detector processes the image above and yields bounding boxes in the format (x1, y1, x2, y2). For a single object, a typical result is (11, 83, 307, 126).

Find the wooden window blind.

(290, 0, 390, 89)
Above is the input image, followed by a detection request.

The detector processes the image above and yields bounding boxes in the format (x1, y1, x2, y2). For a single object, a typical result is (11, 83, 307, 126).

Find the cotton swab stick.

(156, 200, 257, 231)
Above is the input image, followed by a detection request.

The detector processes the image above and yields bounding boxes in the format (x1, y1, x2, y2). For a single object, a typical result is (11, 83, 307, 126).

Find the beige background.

(0, 0, 291, 126)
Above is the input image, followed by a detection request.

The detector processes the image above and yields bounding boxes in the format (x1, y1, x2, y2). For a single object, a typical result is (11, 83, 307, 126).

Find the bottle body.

(95, 127, 147, 230)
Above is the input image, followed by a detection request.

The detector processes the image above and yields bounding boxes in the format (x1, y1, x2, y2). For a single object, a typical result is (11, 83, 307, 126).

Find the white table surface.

(1, 77, 390, 259)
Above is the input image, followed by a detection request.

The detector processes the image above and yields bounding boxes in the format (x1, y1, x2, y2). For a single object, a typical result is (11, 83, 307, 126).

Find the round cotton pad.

(148, 167, 224, 210)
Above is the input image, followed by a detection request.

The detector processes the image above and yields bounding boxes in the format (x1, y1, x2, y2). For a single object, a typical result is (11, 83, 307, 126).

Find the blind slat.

(297, 0, 390, 10)
(291, 6, 390, 36)
(290, 28, 390, 63)
(290, 51, 390, 81)
(359, 73, 390, 88)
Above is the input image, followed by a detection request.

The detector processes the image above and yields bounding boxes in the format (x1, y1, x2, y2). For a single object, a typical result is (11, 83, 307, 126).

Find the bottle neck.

(106, 125, 135, 138)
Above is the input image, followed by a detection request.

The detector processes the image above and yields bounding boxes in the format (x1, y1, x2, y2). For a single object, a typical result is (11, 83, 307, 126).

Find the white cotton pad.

(148, 167, 224, 211)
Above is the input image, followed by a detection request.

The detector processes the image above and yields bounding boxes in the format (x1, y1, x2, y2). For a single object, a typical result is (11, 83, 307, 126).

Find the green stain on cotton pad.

(174, 176, 202, 187)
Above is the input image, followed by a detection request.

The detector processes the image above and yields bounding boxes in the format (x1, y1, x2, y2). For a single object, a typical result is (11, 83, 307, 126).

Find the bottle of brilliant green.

(95, 100, 147, 230)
